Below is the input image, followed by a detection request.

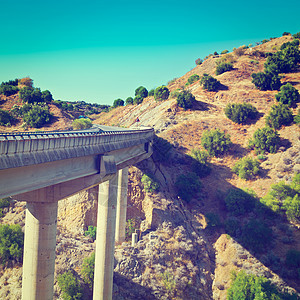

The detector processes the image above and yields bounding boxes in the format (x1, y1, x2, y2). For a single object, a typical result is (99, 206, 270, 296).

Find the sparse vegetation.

(84, 226, 97, 241)
(275, 83, 299, 107)
(154, 86, 170, 101)
(201, 129, 232, 157)
(57, 271, 83, 300)
(248, 127, 280, 154)
(175, 172, 202, 203)
(265, 103, 293, 129)
(125, 218, 137, 240)
(176, 90, 195, 110)
(141, 174, 160, 193)
(232, 157, 260, 180)
(224, 103, 258, 124)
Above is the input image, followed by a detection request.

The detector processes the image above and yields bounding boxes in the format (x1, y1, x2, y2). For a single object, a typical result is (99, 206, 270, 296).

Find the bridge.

(0, 125, 154, 300)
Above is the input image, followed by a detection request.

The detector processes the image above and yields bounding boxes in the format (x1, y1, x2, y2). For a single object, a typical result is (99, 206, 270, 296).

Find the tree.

(200, 74, 220, 91)
(41, 90, 53, 102)
(0, 224, 24, 265)
(0, 84, 19, 96)
(19, 86, 44, 103)
(154, 86, 170, 101)
(224, 103, 258, 124)
(176, 90, 195, 110)
(135, 86, 148, 98)
(133, 95, 144, 105)
(201, 129, 232, 157)
(249, 127, 280, 154)
(275, 83, 299, 107)
(265, 103, 293, 129)
(215, 62, 233, 75)
(112, 98, 124, 108)
(57, 271, 83, 300)
(125, 97, 133, 105)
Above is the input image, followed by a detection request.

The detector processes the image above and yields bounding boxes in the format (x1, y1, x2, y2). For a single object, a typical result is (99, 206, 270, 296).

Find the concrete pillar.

(93, 173, 118, 300)
(22, 202, 58, 300)
(115, 167, 129, 244)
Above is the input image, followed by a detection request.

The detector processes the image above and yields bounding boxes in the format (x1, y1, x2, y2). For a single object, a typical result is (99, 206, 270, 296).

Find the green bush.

(251, 71, 281, 91)
(295, 109, 300, 124)
(84, 226, 96, 241)
(41, 90, 53, 102)
(227, 270, 291, 299)
(176, 90, 195, 110)
(22, 104, 52, 128)
(0, 84, 19, 96)
(224, 103, 258, 124)
(175, 172, 202, 203)
(133, 95, 144, 105)
(72, 118, 92, 130)
(125, 97, 133, 105)
(148, 89, 155, 96)
(0, 109, 15, 126)
(275, 83, 299, 107)
(19, 86, 45, 103)
(0, 197, 11, 209)
(141, 174, 159, 193)
(224, 188, 256, 216)
(248, 127, 280, 154)
(0, 224, 24, 265)
(154, 86, 170, 101)
(135, 86, 148, 98)
(189, 149, 211, 177)
(265, 103, 293, 129)
(81, 252, 95, 289)
(187, 74, 200, 85)
(112, 98, 124, 108)
(215, 62, 233, 75)
(200, 74, 220, 91)
(232, 156, 260, 180)
(57, 271, 83, 300)
(201, 129, 232, 157)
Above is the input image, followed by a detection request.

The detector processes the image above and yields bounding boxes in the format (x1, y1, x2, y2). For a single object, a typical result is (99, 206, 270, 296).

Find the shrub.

(241, 219, 273, 253)
(19, 86, 44, 103)
(225, 218, 241, 237)
(133, 95, 144, 105)
(72, 118, 92, 130)
(176, 90, 195, 110)
(205, 213, 221, 228)
(0, 109, 15, 126)
(41, 90, 53, 102)
(215, 62, 233, 75)
(265, 103, 293, 129)
(286, 249, 300, 268)
(22, 104, 52, 128)
(0, 197, 11, 209)
(81, 252, 95, 289)
(232, 157, 260, 180)
(221, 50, 229, 54)
(0, 224, 24, 265)
(275, 83, 299, 107)
(84, 226, 96, 241)
(251, 72, 281, 91)
(175, 172, 202, 203)
(216, 54, 235, 65)
(141, 174, 159, 193)
(154, 86, 170, 101)
(152, 135, 172, 163)
(195, 58, 203, 65)
(187, 74, 200, 85)
(224, 103, 258, 124)
(112, 98, 124, 108)
(148, 89, 155, 96)
(0, 84, 19, 96)
(224, 188, 256, 216)
(19, 77, 33, 87)
(189, 149, 211, 177)
(200, 74, 220, 91)
(125, 97, 133, 105)
(282, 32, 291, 36)
(125, 218, 137, 240)
(201, 129, 232, 157)
(233, 47, 245, 56)
(135, 86, 148, 98)
(248, 127, 280, 154)
(57, 271, 83, 300)
(295, 109, 300, 124)
(227, 270, 290, 299)
(293, 32, 300, 39)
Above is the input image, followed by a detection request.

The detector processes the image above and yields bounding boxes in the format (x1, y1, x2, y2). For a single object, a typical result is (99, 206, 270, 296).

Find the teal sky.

(1, 0, 299, 105)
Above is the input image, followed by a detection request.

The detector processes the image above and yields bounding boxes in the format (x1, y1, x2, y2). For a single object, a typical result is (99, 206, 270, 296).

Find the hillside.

(0, 34, 300, 299)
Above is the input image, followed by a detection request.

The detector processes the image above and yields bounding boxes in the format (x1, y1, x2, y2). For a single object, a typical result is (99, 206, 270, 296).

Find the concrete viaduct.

(0, 125, 154, 300)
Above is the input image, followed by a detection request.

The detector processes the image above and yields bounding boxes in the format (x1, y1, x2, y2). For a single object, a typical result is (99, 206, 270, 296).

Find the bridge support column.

(115, 167, 129, 244)
(22, 201, 58, 300)
(93, 173, 118, 300)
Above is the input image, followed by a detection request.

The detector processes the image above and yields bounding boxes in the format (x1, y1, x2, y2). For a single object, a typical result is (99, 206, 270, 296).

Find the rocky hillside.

(1, 35, 300, 299)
